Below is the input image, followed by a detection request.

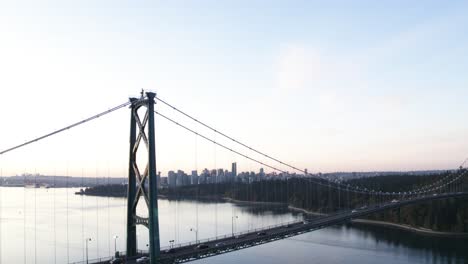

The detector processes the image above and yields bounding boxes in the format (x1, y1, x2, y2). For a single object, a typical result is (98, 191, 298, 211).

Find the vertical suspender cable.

(0, 167, 2, 264)
(308, 177, 311, 216)
(195, 135, 199, 243)
(53, 169, 56, 264)
(96, 165, 99, 259)
(248, 167, 251, 230)
(176, 200, 179, 243)
(66, 166, 69, 264)
(81, 169, 85, 262)
(107, 163, 111, 257)
(173, 200, 176, 244)
(34, 169, 37, 264)
(23, 172, 26, 264)
(123, 165, 128, 258)
(213, 133, 218, 237)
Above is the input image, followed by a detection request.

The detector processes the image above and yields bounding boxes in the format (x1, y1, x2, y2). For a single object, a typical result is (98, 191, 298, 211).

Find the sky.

(1, 0, 468, 177)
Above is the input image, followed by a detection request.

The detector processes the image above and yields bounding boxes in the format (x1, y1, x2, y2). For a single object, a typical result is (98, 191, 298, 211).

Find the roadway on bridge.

(120, 192, 466, 264)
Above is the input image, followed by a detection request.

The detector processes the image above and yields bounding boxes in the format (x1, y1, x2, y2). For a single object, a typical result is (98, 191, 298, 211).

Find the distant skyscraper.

(199, 168, 209, 184)
(210, 169, 217, 183)
(191, 170, 198, 185)
(157, 171, 161, 189)
(168, 171, 176, 188)
(217, 169, 224, 183)
(176, 170, 188, 186)
(232, 162, 237, 178)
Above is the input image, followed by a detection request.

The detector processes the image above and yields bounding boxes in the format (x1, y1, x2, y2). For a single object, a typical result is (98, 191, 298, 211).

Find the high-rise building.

(176, 170, 188, 186)
(217, 169, 224, 183)
(157, 171, 161, 189)
(259, 168, 265, 180)
(210, 169, 217, 184)
(191, 170, 198, 185)
(168, 170, 176, 188)
(199, 168, 209, 184)
(232, 162, 237, 178)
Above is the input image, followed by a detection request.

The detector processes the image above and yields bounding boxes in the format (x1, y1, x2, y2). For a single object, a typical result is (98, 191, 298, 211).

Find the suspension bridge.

(0, 91, 467, 264)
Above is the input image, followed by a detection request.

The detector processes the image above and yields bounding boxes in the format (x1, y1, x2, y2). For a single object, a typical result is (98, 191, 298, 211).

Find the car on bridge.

(257, 232, 267, 236)
(215, 242, 226, 247)
(351, 210, 358, 213)
(136, 256, 149, 263)
(196, 244, 210, 249)
(164, 248, 176, 254)
(391, 199, 399, 203)
(109, 258, 123, 264)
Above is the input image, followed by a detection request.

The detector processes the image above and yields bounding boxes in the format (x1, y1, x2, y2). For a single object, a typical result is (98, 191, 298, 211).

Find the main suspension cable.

(156, 96, 301, 171)
(156, 97, 385, 193)
(155, 110, 384, 194)
(155, 111, 287, 174)
(0, 101, 131, 155)
(155, 97, 465, 196)
(155, 109, 465, 196)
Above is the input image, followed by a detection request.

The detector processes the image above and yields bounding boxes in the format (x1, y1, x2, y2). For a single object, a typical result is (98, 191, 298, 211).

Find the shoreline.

(351, 219, 468, 238)
(287, 205, 328, 216)
(224, 197, 286, 206)
(290, 206, 468, 238)
(74, 191, 468, 238)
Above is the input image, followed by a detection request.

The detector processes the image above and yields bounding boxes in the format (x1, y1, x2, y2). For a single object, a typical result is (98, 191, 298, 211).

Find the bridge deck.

(92, 192, 468, 264)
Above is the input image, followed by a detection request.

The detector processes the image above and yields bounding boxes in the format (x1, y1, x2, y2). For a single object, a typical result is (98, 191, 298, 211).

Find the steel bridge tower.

(127, 92, 160, 263)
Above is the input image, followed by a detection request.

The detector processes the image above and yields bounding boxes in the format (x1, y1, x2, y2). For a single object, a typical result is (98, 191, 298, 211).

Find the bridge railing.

(69, 256, 112, 264)
(70, 250, 148, 264)
(160, 219, 304, 251)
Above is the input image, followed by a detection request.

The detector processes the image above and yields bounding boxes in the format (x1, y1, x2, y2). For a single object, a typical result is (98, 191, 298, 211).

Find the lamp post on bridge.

(85, 238, 92, 264)
(232, 215, 238, 237)
(190, 228, 199, 243)
(113, 235, 119, 258)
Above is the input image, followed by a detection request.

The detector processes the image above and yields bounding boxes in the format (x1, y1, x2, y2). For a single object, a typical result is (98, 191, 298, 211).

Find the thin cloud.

(277, 44, 322, 91)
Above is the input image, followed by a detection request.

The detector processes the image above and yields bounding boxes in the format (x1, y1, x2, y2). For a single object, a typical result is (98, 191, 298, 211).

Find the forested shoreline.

(77, 171, 468, 233)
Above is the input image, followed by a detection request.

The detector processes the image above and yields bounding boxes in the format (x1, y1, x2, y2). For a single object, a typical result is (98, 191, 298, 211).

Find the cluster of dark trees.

(158, 170, 468, 232)
(78, 170, 468, 232)
(368, 197, 468, 232)
(346, 170, 468, 232)
(77, 184, 127, 197)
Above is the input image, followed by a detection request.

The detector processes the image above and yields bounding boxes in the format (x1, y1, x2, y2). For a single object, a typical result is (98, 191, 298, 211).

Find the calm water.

(0, 187, 466, 264)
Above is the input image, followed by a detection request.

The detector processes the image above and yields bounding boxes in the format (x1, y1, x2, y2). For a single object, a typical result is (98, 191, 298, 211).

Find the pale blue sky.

(1, 1, 467, 176)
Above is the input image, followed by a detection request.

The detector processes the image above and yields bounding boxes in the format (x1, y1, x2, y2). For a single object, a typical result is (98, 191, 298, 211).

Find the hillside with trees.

(78, 169, 468, 232)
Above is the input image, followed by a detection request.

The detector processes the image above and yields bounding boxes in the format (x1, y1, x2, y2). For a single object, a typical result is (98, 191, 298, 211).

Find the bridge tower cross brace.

(127, 92, 160, 263)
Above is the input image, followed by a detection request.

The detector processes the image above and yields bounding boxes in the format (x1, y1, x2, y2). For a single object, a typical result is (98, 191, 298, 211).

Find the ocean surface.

(0, 187, 466, 264)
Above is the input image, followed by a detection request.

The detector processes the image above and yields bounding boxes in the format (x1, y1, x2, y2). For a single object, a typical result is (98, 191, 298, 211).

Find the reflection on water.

(234, 202, 305, 218)
(0, 187, 466, 264)
(346, 224, 468, 263)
